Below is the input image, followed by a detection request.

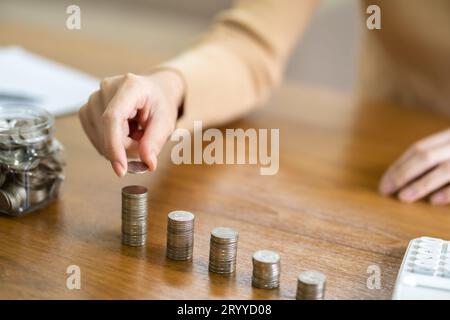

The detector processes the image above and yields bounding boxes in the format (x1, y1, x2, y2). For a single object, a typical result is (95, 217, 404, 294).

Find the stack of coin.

(252, 250, 281, 289)
(0, 165, 6, 187)
(209, 227, 239, 274)
(166, 210, 195, 260)
(296, 270, 327, 300)
(0, 184, 26, 212)
(121, 185, 148, 246)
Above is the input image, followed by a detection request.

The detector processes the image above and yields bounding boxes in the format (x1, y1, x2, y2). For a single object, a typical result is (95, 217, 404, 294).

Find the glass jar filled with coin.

(0, 104, 65, 216)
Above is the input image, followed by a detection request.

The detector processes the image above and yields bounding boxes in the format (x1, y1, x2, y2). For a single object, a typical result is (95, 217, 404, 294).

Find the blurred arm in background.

(158, 0, 318, 129)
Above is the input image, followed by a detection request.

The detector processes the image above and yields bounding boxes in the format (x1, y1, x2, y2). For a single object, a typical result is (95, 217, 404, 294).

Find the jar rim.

(0, 103, 54, 136)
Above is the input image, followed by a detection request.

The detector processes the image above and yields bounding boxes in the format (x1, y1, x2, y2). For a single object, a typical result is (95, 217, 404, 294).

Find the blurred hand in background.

(380, 129, 450, 205)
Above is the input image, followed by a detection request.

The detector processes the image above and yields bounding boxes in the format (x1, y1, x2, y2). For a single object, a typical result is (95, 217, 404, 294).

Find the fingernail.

(379, 178, 395, 195)
(431, 193, 445, 205)
(399, 189, 416, 202)
(150, 152, 158, 171)
(112, 160, 126, 177)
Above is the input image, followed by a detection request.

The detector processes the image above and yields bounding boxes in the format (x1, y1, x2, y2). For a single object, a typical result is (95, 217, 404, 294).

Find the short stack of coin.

(0, 184, 26, 213)
(296, 270, 327, 300)
(121, 185, 148, 246)
(252, 250, 281, 289)
(209, 227, 239, 274)
(166, 210, 195, 260)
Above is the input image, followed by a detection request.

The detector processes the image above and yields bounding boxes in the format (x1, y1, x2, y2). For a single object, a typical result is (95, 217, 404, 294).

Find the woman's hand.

(379, 128, 450, 205)
(78, 71, 184, 177)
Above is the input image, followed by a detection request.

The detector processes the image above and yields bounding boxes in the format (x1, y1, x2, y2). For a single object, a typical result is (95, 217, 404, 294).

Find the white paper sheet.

(0, 46, 99, 116)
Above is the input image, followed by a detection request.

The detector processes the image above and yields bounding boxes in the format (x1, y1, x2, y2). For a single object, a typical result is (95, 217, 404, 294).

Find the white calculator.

(393, 236, 450, 300)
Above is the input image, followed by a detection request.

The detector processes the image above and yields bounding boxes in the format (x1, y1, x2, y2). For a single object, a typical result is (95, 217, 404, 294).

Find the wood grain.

(1, 23, 450, 300)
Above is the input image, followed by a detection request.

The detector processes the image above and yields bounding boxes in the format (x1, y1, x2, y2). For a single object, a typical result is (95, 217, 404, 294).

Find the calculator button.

(412, 260, 438, 275)
(415, 254, 440, 263)
(441, 265, 450, 278)
(418, 242, 443, 250)
(419, 237, 443, 244)
(416, 247, 441, 256)
(414, 258, 439, 266)
(411, 241, 421, 249)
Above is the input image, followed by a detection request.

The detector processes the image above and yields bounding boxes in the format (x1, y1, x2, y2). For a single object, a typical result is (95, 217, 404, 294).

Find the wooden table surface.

(1, 23, 450, 300)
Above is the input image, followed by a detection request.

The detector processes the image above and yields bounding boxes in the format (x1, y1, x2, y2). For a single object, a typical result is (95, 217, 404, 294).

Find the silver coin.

(127, 160, 149, 174)
(0, 166, 6, 187)
(122, 233, 147, 246)
(298, 270, 326, 286)
(253, 250, 280, 264)
(168, 210, 195, 222)
(211, 227, 238, 240)
(0, 189, 11, 212)
(296, 270, 326, 300)
(28, 187, 48, 204)
(122, 185, 148, 196)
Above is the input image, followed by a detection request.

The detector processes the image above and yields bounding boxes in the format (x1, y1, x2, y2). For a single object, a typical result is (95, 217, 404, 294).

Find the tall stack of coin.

(296, 270, 327, 300)
(252, 250, 281, 289)
(209, 227, 239, 274)
(121, 185, 148, 246)
(166, 210, 195, 260)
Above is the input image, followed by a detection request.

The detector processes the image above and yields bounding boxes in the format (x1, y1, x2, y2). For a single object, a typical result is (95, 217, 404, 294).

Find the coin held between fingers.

(127, 160, 149, 174)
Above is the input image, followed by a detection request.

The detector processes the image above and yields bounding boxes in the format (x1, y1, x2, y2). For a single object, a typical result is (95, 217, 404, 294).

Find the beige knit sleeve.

(156, 0, 318, 129)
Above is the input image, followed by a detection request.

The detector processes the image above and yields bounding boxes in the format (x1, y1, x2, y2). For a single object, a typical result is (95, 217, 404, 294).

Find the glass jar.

(0, 104, 65, 216)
